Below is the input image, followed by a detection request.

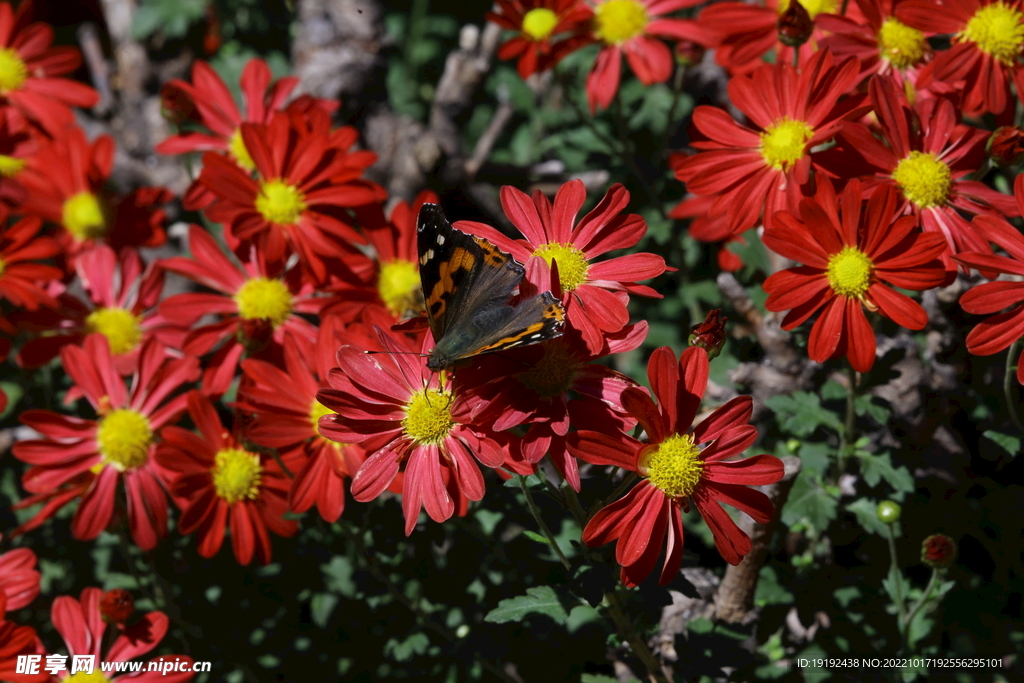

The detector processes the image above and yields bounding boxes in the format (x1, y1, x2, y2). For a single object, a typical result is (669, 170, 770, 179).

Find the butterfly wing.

(417, 203, 524, 339)
(463, 291, 566, 356)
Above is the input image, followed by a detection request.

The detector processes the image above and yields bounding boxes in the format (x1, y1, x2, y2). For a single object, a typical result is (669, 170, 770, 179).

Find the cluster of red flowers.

(0, 0, 784, 593)
(0, 545, 193, 683)
(5, 0, 1024, 607)
(489, 0, 1024, 374)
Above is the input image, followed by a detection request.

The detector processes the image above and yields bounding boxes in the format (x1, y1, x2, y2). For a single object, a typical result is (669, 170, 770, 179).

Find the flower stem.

(837, 365, 858, 476)
(901, 568, 942, 649)
(1003, 339, 1024, 433)
(519, 475, 572, 570)
(605, 590, 670, 683)
(885, 523, 909, 651)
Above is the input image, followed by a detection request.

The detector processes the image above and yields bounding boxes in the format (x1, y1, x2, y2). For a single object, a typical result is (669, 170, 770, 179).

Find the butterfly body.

(417, 204, 565, 371)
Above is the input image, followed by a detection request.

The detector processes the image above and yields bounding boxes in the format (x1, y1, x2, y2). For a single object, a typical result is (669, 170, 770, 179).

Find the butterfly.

(417, 203, 565, 371)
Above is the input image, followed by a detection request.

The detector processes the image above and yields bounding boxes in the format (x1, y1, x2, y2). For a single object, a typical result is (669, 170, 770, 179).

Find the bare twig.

(714, 455, 802, 624)
(465, 90, 515, 180)
(77, 23, 113, 115)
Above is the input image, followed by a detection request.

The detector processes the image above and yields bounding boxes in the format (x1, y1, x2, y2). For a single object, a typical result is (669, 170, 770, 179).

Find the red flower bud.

(777, 0, 813, 48)
(689, 309, 727, 359)
(100, 589, 135, 624)
(921, 534, 957, 568)
(160, 81, 198, 126)
(987, 126, 1024, 167)
(675, 40, 706, 66)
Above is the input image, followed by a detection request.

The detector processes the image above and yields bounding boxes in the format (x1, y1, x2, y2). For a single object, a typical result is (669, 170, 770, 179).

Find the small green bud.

(876, 500, 902, 524)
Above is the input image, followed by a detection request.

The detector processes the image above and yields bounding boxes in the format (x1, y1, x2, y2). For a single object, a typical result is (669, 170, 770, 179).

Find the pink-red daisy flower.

(568, 346, 784, 585)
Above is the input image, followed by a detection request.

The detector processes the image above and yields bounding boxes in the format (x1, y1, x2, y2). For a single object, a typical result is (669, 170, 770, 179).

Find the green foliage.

(484, 585, 571, 624)
(133, 0, 209, 39)
(765, 392, 844, 438)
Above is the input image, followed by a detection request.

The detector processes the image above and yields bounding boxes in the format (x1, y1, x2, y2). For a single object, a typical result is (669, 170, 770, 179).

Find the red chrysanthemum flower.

(158, 224, 321, 396)
(698, 0, 864, 76)
(156, 392, 299, 565)
(0, 0, 98, 137)
(460, 321, 647, 491)
(455, 180, 668, 353)
(11, 335, 199, 550)
(0, 215, 60, 314)
(321, 190, 437, 323)
(897, 0, 1024, 117)
(18, 128, 172, 256)
(585, 0, 706, 110)
(156, 57, 335, 160)
(48, 587, 195, 682)
(14, 245, 182, 373)
(488, 0, 593, 78)
(954, 191, 1024, 385)
(673, 49, 862, 236)
(666, 182, 745, 271)
(0, 115, 35, 210)
(197, 108, 385, 281)
(318, 328, 507, 536)
(0, 546, 38, 612)
(568, 346, 784, 585)
(819, 0, 934, 88)
(237, 320, 367, 523)
(0, 337, 8, 413)
(828, 77, 1018, 268)
(0, 594, 45, 683)
(762, 179, 947, 371)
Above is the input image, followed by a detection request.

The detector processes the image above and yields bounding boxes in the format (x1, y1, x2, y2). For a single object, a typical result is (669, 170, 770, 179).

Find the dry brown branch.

(714, 455, 802, 624)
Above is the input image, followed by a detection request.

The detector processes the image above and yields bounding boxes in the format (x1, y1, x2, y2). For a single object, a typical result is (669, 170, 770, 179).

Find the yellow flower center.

(959, 2, 1024, 65)
(255, 179, 306, 225)
(825, 246, 873, 298)
(0, 154, 25, 176)
(760, 117, 815, 171)
(878, 17, 928, 69)
(229, 128, 256, 172)
(310, 399, 333, 433)
(96, 408, 153, 472)
(640, 433, 703, 499)
(777, 0, 837, 19)
(892, 151, 952, 208)
(522, 7, 559, 40)
(0, 48, 28, 92)
(594, 0, 649, 45)
(233, 277, 293, 328)
(62, 191, 107, 241)
(402, 389, 455, 445)
(86, 307, 143, 355)
(65, 671, 112, 683)
(211, 448, 263, 504)
(378, 259, 423, 317)
(517, 341, 577, 399)
(0, 255, 5, 277)
(531, 242, 590, 291)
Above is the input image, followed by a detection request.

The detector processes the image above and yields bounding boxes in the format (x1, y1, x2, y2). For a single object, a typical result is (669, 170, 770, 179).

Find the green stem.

(562, 483, 589, 528)
(518, 475, 572, 570)
(340, 520, 519, 683)
(594, 473, 639, 517)
(1004, 339, 1024, 434)
(837, 365, 858, 476)
(885, 524, 909, 651)
(605, 590, 670, 683)
(901, 568, 942, 649)
(793, 46, 801, 68)
(611, 92, 651, 198)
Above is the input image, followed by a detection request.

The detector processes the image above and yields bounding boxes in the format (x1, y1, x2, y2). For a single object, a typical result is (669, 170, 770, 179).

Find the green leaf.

(833, 586, 860, 608)
(0, 381, 23, 420)
(384, 632, 430, 661)
(983, 429, 1021, 458)
(846, 498, 889, 536)
(523, 530, 550, 545)
(310, 592, 338, 628)
(628, 84, 675, 133)
(321, 556, 356, 597)
(484, 586, 569, 624)
(782, 469, 838, 532)
(765, 392, 843, 437)
(856, 451, 914, 494)
(755, 566, 794, 606)
(855, 395, 892, 425)
(132, 0, 207, 39)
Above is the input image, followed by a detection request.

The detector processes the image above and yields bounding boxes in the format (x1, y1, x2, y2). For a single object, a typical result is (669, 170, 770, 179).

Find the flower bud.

(689, 309, 727, 359)
(876, 500, 901, 524)
(921, 533, 957, 568)
(987, 126, 1024, 167)
(675, 40, 706, 66)
(100, 589, 134, 624)
(160, 82, 197, 126)
(777, 0, 813, 48)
